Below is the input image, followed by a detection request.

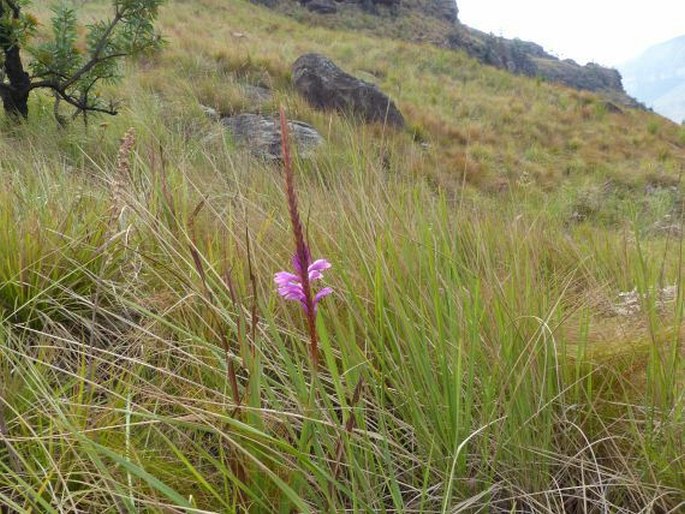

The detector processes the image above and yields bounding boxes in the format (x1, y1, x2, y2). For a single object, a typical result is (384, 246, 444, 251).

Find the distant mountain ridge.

(619, 35, 685, 123)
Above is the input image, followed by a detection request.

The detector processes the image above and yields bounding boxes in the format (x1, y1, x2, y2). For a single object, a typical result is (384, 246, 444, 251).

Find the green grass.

(0, 0, 682, 512)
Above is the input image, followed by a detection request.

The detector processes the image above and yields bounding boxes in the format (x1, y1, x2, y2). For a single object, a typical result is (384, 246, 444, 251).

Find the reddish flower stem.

(279, 107, 319, 369)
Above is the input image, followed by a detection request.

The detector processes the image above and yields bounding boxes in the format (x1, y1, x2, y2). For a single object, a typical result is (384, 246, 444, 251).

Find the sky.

(457, 0, 685, 66)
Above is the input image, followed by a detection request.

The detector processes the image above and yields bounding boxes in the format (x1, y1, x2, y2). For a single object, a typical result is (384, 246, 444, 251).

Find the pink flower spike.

(275, 255, 333, 316)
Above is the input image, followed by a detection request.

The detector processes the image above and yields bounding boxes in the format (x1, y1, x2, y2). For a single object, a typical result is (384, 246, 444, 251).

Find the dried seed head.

(111, 128, 136, 221)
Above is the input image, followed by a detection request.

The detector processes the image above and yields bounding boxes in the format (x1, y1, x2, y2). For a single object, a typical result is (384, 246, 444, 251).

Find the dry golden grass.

(120, 0, 684, 200)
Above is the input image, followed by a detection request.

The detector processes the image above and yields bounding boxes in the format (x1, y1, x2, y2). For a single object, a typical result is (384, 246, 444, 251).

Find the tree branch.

(61, 10, 123, 90)
(60, 93, 118, 115)
(28, 52, 129, 91)
(4, 0, 21, 19)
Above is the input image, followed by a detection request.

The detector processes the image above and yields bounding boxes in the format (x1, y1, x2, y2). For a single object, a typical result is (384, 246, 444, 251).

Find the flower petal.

(308, 260, 331, 281)
(314, 287, 333, 304)
(282, 290, 306, 302)
(274, 271, 300, 287)
(279, 283, 303, 293)
(308, 259, 331, 273)
(278, 282, 305, 300)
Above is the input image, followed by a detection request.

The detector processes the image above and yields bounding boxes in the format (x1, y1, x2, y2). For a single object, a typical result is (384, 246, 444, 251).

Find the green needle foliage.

(0, 0, 164, 120)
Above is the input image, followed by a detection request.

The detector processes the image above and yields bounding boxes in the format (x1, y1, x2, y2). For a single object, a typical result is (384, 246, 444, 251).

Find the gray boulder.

(221, 114, 324, 160)
(292, 53, 405, 128)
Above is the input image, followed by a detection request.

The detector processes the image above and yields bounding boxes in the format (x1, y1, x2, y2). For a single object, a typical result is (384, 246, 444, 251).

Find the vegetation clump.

(0, 0, 164, 119)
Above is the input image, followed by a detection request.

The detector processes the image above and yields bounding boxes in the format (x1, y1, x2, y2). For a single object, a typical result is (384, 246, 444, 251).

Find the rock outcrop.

(426, 0, 458, 23)
(252, 0, 456, 23)
(250, 0, 279, 6)
(301, 0, 338, 14)
(222, 114, 324, 160)
(535, 60, 623, 93)
(292, 53, 405, 127)
(447, 27, 539, 76)
(446, 25, 641, 107)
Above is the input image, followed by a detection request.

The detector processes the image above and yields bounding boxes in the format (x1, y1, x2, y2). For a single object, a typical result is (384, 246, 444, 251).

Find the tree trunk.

(0, 44, 30, 118)
(0, 0, 31, 119)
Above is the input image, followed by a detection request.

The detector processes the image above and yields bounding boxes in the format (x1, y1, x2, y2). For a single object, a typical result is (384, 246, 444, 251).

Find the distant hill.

(619, 35, 685, 123)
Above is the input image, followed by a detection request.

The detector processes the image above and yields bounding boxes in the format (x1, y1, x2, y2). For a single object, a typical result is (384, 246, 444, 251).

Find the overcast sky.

(457, 0, 685, 66)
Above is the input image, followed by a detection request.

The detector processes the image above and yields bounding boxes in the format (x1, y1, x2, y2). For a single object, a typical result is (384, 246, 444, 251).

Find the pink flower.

(275, 258, 333, 314)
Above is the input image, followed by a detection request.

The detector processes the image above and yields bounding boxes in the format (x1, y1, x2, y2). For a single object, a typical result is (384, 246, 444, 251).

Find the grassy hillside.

(0, 0, 683, 512)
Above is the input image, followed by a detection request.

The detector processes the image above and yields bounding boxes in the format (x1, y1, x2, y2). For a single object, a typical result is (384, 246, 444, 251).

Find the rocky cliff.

(423, 0, 458, 23)
(252, 0, 457, 23)
(446, 25, 639, 107)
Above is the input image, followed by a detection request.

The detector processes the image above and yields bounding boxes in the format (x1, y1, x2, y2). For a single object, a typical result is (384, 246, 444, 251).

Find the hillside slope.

(0, 0, 682, 512)
(144, 0, 682, 194)
(254, 0, 639, 107)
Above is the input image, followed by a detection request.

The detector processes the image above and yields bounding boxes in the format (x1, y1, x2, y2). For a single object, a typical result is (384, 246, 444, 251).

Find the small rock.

(613, 289, 642, 316)
(221, 113, 323, 160)
(200, 104, 220, 122)
(612, 284, 679, 317)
